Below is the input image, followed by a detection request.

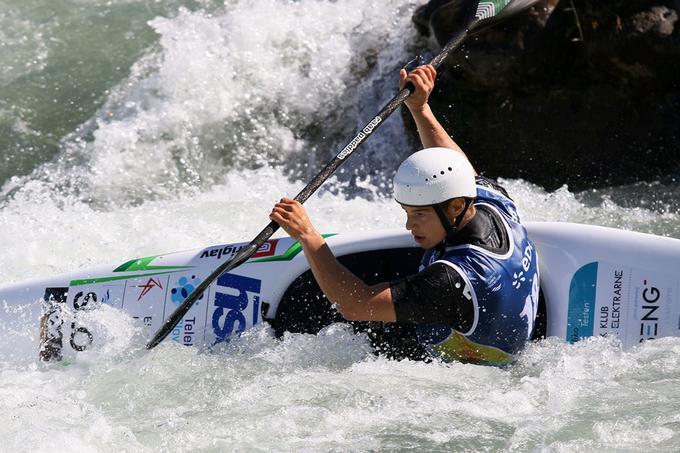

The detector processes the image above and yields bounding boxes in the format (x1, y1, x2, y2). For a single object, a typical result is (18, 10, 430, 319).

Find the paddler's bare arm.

(270, 198, 396, 322)
(401, 65, 477, 175)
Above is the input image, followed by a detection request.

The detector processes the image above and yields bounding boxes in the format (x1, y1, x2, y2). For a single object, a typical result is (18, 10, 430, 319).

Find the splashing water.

(1, 0, 680, 451)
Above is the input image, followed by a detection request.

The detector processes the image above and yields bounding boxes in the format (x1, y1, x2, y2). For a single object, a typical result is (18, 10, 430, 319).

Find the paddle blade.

(472, 0, 543, 30)
(430, 0, 541, 69)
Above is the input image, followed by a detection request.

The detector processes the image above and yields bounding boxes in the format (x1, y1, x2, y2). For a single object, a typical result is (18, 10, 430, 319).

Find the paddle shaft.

(146, 0, 533, 349)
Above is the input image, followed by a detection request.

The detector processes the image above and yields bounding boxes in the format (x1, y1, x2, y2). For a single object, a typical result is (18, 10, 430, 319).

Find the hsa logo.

(211, 273, 261, 344)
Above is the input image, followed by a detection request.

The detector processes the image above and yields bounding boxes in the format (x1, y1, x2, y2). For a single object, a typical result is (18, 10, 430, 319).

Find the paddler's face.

(401, 205, 446, 249)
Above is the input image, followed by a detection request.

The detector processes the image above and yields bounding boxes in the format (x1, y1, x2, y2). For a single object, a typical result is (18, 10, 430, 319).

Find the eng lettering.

(639, 281, 661, 342)
(643, 286, 660, 303)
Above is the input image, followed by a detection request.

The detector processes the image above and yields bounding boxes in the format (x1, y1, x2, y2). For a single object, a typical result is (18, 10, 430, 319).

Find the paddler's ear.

(446, 198, 466, 218)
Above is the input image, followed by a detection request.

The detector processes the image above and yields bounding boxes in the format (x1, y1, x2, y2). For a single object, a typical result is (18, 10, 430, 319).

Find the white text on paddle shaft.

(337, 116, 382, 160)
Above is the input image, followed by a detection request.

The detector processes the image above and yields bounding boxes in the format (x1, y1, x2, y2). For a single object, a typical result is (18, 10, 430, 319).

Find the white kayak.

(1, 222, 679, 361)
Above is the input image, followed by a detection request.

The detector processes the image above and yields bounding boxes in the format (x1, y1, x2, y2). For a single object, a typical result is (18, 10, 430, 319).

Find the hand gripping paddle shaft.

(146, 0, 538, 349)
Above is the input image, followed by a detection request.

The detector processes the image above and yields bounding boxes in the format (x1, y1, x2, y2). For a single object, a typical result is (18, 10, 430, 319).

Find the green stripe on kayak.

(113, 255, 192, 273)
(70, 271, 178, 286)
(92, 233, 338, 286)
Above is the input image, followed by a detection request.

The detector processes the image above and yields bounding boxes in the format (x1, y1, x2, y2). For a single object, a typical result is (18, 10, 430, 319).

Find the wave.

(1, 0, 419, 208)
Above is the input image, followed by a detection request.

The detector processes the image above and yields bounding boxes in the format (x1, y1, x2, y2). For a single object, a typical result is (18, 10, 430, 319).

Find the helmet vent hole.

(425, 178, 428, 182)
(432, 175, 437, 179)
(448, 167, 452, 171)
(440, 171, 445, 175)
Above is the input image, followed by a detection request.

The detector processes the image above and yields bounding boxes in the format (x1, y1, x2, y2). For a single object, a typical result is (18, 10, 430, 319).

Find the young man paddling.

(270, 65, 539, 365)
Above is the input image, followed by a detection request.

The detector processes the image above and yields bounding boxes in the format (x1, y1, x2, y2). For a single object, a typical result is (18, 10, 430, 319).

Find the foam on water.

(3, 322, 680, 451)
(3, 174, 678, 284)
(1, 0, 680, 451)
(1, 0, 416, 207)
(3, 181, 680, 450)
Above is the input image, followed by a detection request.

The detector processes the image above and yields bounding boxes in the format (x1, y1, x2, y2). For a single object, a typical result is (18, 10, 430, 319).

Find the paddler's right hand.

(400, 64, 436, 113)
(270, 197, 323, 247)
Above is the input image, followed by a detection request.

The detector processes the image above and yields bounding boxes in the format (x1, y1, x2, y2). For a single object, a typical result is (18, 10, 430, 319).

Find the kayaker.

(270, 64, 539, 365)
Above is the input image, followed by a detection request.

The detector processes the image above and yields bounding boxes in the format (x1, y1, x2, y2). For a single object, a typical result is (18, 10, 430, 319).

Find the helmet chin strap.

(433, 198, 473, 250)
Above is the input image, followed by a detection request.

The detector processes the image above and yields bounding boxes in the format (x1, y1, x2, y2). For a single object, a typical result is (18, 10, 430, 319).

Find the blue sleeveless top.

(416, 180, 540, 365)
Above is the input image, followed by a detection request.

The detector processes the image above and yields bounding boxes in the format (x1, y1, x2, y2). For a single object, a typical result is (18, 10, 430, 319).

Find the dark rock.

(629, 6, 678, 36)
(408, 0, 680, 190)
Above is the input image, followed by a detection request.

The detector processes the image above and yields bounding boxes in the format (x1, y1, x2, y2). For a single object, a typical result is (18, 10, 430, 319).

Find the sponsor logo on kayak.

(337, 116, 382, 160)
(133, 316, 153, 327)
(73, 290, 98, 309)
(199, 239, 279, 261)
(599, 270, 624, 332)
(135, 277, 164, 301)
(566, 262, 598, 342)
(211, 273, 261, 344)
(172, 317, 198, 346)
(168, 275, 204, 346)
(170, 275, 204, 306)
(68, 290, 98, 352)
(252, 239, 278, 258)
(39, 287, 68, 362)
(639, 278, 661, 342)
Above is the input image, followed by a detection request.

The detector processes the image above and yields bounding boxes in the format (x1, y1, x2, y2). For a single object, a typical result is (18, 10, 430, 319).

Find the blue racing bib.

(416, 181, 540, 365)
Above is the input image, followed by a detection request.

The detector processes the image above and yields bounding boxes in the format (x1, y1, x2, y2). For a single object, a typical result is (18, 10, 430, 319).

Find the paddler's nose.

(405, 213, 414, 231)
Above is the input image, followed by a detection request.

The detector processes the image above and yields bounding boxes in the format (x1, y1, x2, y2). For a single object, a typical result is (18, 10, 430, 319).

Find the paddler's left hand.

(270, 197, 322, 246)
(400, 64, 436, 113)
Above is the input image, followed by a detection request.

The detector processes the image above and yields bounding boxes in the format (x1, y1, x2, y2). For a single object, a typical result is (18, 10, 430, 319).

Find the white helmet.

(393, 147, 476, 206)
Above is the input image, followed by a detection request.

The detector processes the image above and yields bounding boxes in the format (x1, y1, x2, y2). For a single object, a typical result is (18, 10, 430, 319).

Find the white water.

(2, 0, 680, 451)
